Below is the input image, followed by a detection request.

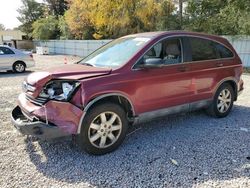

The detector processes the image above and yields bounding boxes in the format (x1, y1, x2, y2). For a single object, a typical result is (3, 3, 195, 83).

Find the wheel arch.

(214, 78, 238, 101)
(77, 93, 136, 134)
(14, 60, 26, 65)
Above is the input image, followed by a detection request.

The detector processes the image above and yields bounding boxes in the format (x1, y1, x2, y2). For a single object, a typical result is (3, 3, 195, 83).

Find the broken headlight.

(39, 80, 80, 101)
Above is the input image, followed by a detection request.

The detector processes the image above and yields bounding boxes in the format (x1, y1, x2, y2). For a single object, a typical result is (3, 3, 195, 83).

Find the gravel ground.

(0, 54, 250, 188)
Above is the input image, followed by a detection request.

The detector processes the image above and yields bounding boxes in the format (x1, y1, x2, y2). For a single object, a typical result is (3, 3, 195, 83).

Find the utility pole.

(179, 0, 183, 29)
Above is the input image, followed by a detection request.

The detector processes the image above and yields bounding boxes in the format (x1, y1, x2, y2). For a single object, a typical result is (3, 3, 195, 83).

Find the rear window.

(189, 37, 217, 61)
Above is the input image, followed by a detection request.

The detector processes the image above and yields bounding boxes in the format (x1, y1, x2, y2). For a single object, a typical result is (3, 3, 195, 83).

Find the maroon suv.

(11, 31, 244, 155)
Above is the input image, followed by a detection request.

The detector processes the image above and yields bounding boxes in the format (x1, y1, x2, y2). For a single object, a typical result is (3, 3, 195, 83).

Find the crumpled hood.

(26, 64, 112, 86)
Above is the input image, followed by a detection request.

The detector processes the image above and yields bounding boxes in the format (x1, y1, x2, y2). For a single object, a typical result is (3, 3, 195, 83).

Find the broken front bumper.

(11, 106, 70, 140)
(11, 93, 84, 139)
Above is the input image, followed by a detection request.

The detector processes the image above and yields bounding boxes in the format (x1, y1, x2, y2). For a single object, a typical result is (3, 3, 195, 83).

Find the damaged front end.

(11, 80, 84, 140)
(11, 64, 112, 140)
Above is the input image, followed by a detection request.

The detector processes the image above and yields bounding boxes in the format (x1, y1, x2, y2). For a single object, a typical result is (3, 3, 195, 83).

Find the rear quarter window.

(214, 43, 234, 58)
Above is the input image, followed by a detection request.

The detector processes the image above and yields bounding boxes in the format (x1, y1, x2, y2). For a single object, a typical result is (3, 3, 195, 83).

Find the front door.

(132, 37, 193, 114)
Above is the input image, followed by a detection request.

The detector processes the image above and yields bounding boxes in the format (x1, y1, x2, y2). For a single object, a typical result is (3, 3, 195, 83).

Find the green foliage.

(17, 0, 250, 39)
(58, 16, 73, 39)
(44, 0, 68, 16)
(17, 0, 45, 38)
(32, 16, 59, 40)
(238, 13, 250, 35)
(64, 0, 95, 39)
(157, 1, 179, 30)
(65, 0, 175, 39)
(185, 0, 250, 35)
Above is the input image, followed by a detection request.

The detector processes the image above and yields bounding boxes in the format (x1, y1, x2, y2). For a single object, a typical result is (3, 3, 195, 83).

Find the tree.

(184, 0, 226, 32)
(65, 0, 175, 39)
(92, 0, 175, 38)
(0, 24, 5, 30)
(152, 0, 176, 30)
(32, 16, 59, 40)
(58, 15, 73, 39)
(238, 12, 250, 35)
(219, 0, 250, 35)
(17, 0, 45, 37)
(90, 0, 143, 38)
(184, 0, 250, 35)
(65, 0, 95, 39)
(44, 0, 68, 16)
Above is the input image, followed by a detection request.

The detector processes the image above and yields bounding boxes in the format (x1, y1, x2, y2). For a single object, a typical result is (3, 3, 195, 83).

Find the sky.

(0, 0, 43, 29)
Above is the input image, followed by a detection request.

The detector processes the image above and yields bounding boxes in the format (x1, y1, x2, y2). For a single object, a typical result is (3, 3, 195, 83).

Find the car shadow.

(0, 71, 33, 78)
(24, 104, 250, 187)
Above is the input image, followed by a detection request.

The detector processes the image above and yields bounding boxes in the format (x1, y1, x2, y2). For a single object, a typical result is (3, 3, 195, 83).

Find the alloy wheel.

(217, 88, 232, 113)
(15, 64, 25, 72)
(88, 111, 122, 148)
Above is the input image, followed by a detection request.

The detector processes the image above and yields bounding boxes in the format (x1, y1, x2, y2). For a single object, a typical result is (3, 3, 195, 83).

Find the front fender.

(77, 92, 135, 134)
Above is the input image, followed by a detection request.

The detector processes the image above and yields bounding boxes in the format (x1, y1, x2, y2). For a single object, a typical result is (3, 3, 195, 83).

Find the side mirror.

(138, 58, 164, 69)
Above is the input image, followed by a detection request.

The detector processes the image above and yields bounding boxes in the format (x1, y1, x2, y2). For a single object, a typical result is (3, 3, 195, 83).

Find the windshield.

(79, 37, 151, 68)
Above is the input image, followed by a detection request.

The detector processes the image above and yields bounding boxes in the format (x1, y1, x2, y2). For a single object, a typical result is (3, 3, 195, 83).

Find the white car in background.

(0, 45, 35, 73)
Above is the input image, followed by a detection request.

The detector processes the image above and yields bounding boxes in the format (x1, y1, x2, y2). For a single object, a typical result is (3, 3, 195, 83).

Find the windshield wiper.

(81, 62, 93, 67)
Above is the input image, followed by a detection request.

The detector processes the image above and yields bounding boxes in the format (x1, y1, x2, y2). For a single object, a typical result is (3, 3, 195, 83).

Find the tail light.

(30, 54, 33, 58)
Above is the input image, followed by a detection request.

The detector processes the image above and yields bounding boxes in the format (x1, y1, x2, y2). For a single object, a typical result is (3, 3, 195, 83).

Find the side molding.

(134, 99, 212, 124)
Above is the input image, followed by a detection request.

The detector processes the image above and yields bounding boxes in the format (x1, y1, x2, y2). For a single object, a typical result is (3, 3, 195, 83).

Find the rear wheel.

(77, 103, 128, 155)
(13, 62, 26, 73)
(207, 83, 234, 118)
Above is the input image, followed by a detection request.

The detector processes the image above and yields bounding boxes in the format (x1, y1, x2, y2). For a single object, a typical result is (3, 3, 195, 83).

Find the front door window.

(142, 38, 182, 66)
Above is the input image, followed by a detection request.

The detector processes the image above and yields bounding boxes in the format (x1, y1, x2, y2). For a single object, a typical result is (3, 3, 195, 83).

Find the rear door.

(132, 37, 193, 114)
(0, 47, 15, 70)
(184, 37, 235, 102)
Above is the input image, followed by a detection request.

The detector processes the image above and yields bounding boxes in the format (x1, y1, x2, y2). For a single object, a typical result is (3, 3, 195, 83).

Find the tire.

(206, 83, 234, 118)
(13, 62, 26, 73)
(77, 102, 128, 155)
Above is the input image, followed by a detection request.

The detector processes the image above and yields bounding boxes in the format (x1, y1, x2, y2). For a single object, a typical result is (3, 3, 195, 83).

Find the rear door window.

(0, 47, 15, 55)
(189, 37, 217, 61)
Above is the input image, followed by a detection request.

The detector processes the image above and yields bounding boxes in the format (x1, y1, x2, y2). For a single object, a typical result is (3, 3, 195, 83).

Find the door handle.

(216, 63, 223, 67)
(177, 66, 189, 72)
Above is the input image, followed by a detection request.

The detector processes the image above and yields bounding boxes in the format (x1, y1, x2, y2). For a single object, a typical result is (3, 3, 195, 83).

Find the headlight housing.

(39, 80, 80, 101)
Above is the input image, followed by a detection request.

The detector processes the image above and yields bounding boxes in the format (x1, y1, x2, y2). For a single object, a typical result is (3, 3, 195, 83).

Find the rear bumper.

(11, 106, 70, 140)
(238, 79, 244, 96)
(238, 89, 243, 96)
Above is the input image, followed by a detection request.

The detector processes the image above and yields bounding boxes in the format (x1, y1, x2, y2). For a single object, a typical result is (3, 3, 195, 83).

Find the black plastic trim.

(11, 106, 70, 140)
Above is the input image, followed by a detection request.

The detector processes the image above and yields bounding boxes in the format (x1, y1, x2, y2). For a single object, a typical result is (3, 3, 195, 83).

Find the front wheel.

(206, 83, 234, 118)
(77, 103, 128, 155)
